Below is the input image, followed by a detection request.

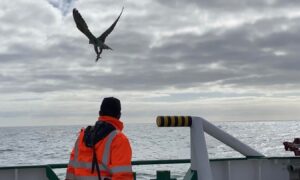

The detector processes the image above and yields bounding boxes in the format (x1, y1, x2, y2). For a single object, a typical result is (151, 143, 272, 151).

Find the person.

(65, 97, 133, 180)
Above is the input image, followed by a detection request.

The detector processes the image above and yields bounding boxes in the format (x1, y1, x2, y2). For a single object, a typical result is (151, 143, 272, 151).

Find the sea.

(0, 121, 299, 180)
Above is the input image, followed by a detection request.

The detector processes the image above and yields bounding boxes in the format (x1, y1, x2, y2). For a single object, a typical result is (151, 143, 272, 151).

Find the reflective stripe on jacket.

(66, 116, 133, 180)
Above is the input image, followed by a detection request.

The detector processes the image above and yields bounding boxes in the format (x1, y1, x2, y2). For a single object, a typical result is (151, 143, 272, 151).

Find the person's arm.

(65, 129, 83, 180)
(110, 133, 134, 180)
(65, 147, 75, 180)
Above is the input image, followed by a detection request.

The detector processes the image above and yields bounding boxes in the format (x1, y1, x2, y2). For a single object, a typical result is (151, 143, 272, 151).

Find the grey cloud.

(1, 0, 300, 125)
(146, 17, 300, 87)
(1, 0, 300, 93)
(155, 0, 300, 12)
(48, 0, 77, 15)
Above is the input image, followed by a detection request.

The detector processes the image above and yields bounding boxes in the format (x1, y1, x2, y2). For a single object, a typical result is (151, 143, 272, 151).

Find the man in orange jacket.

(65, 97, 133, 180)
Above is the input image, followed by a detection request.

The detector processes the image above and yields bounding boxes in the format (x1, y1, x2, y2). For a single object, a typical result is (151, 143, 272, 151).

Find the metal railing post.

(190, 117, 213, 180)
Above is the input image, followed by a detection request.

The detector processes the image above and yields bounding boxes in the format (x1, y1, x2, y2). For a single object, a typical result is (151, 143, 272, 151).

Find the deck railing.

(2, 156, 300, 180)
(0, 159, 192, 180)
(48, 159, 192, 180)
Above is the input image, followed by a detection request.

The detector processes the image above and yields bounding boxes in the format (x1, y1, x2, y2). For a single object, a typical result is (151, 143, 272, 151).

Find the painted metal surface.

(190, 117, 213, 180)
(210, 157, 300, 180)
(158, 116, 264, 180)
(1, 157, 300, 180)
(0, 166, 53, 180)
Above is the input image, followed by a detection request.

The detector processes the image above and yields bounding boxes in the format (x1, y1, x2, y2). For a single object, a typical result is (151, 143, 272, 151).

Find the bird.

(73, 7, 124, 62)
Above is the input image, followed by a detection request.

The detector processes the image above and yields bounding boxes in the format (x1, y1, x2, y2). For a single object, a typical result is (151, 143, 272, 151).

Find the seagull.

(73, 7, 124, 62)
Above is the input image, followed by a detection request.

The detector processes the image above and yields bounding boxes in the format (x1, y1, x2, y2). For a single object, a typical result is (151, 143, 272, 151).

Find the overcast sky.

(0, 0, 300, 126)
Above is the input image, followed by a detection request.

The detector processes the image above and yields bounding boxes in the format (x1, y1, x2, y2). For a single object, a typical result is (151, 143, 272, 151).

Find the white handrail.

(190, 117, 264, 180)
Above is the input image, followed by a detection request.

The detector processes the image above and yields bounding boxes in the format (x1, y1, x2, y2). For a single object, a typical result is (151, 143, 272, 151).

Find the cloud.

(0, 0, 300, 126)
(48, 0, 77, 15)
(155, 0, 300, 12)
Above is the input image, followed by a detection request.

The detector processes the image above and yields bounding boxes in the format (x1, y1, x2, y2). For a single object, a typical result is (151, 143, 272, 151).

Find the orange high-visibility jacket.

(65, 116, 133, 180)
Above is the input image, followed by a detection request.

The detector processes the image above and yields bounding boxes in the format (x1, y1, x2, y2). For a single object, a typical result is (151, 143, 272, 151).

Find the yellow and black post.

(156, 116, 192, 127)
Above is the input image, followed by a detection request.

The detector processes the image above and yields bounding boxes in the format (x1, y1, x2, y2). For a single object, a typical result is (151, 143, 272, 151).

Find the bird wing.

(97, 7, 124, 42)
(73, 8, 97, 43)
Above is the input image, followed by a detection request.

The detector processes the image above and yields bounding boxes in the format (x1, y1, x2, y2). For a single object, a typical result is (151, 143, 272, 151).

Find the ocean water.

(0, 121, 299, 179)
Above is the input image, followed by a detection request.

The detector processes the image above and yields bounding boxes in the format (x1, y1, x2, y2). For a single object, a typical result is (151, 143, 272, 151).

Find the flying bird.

(73, 7, 124, 62)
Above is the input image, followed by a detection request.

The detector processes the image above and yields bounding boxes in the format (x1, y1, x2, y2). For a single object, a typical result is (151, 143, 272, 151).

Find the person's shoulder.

(112, 132, 131, 147)
(79, 127, 85, 133)
(114, 131, 130, 141)
(77, 127, 86, 137)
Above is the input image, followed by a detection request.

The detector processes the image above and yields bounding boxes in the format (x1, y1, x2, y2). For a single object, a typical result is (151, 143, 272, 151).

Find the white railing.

(157, 116, 264, 180)
(191, 116, 264, 180)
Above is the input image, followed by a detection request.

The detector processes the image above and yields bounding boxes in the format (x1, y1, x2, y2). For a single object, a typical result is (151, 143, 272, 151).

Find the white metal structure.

(191, 116, 264, 180)
(0, 166, 50, 180)
(209, 157, 300, 180)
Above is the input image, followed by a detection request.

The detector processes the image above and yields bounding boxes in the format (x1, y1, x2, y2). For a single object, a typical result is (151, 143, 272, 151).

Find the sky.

(0, 0, 300, 126)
